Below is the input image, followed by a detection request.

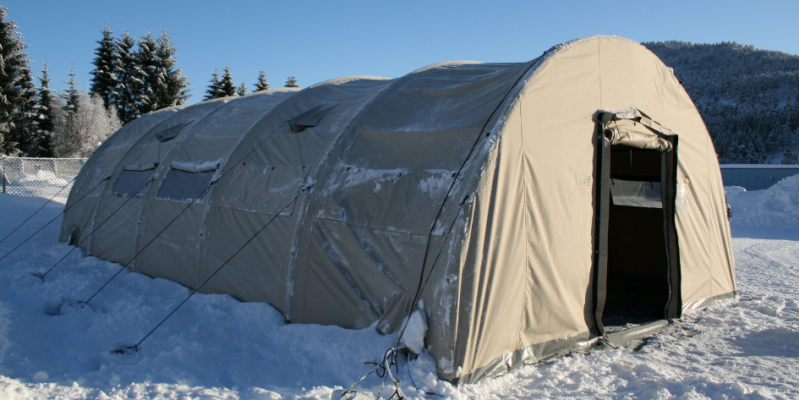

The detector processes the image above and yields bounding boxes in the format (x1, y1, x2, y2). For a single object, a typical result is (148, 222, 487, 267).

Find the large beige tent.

(61, 36, 736, 384)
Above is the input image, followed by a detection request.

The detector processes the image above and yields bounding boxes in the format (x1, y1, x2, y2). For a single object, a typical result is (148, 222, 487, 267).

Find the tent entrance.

(593, 109, 682, 333)
(602, 146, 670, 326)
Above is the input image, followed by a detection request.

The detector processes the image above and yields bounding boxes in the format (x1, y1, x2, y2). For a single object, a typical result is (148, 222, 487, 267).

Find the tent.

(61, 36, 736, 384)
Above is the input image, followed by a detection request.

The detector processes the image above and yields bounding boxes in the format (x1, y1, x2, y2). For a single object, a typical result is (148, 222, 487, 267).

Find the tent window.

(156, 169, 214, 202)
(610, 179, 662, 208)
(110, 170, 152, 197)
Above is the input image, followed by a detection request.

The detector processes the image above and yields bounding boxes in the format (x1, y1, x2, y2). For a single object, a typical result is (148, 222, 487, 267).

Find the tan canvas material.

(61, 36, 736, 384)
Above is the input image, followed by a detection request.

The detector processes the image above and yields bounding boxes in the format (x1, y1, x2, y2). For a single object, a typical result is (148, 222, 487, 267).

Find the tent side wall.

(197, 77, 393, 315)
(132, 90, 299, 289)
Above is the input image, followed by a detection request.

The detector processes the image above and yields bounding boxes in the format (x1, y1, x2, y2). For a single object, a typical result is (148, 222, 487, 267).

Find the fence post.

(2, 159, 5, 194)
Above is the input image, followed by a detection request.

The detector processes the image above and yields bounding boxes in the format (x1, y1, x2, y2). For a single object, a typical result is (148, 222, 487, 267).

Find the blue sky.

(4, 0, 797, 105)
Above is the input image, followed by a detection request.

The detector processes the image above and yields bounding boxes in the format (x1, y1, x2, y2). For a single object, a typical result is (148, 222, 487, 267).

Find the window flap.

(610, 179, 662, 208)
(156, 169, 214, 203)
(111, 170, 152, 197)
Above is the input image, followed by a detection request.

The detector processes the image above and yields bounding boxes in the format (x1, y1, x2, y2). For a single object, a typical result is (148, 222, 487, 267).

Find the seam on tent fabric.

(315, 217, 432, 238)
(397, 60, 546, 372)
(517, 98, 531, 350)
(195, 93, 304, 282)
(388, 52, 562, 374)
(294, 66, 453, 323)
(668, 68, 729, 301)
(295, 78, 408, 323)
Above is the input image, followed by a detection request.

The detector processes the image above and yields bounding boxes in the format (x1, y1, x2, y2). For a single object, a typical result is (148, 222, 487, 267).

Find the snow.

(721, 164, 799, 169)
(726, 174, 799, 229)
(399, 301, 427, 355)
(2, 171, 74, 200)
(170, 159, 224, 173)
(1, 178, 798, 398)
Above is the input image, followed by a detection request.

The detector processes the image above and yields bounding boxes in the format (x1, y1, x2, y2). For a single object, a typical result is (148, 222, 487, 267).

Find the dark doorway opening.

(601, 146, 671, 327)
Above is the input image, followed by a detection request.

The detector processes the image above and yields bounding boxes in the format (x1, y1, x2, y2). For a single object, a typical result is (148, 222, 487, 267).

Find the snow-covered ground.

(0, 175, 798, 399)
(2, 170, 76, 199)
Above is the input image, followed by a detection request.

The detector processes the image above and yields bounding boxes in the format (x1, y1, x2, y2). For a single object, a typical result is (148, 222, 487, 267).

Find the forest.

(644, 41, 799, 164)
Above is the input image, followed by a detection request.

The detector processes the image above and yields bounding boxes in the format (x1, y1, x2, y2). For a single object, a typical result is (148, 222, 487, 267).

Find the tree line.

(0, 5, 299, 159)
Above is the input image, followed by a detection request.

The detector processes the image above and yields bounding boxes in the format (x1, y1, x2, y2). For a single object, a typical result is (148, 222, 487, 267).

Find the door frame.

(591, 110, 682, 336)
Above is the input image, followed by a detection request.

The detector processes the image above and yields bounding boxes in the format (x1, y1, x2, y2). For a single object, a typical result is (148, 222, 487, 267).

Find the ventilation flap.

(123, 163, 158, 172)
(155, 121, 192, 143)
(287, 104, 337, 133)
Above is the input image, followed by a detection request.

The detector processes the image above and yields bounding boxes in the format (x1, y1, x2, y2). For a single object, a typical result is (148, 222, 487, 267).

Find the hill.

(643, 41, 799, 164)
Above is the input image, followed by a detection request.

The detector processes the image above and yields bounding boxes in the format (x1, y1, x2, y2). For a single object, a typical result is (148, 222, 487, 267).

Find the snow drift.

(726, 174, 799, 229)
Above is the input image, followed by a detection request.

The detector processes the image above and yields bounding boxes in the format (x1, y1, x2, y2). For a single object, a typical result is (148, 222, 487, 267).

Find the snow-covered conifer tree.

(219, 66, 237, 97)
(11, 67, 39, 155)
(284, 76, 299, 88)
(254, 70, 269, 92)
(35, 61, 55, 157)
(0, 6, 30, 154)
(133, 32, 159, 115)
(153, 30, 191, 109)
(89, 26, 119, 110)
(204, 69, 221, 101)
(61, 66, 80, 122)
(114, 30, 138, 123)
(237, 81, 247, 97)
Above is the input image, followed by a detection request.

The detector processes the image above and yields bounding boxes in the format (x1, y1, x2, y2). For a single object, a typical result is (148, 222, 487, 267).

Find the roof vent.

(287, 104, 336, 133)
(155, 121, 193, 143)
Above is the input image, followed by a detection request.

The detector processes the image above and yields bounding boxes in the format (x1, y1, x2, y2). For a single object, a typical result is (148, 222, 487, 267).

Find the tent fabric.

(61, 36, 736, 384)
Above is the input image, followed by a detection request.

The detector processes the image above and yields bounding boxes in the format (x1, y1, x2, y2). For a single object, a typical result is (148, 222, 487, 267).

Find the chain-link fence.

(1, 157, 87, 199)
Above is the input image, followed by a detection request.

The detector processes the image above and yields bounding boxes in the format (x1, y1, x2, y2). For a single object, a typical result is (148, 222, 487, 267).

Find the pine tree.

(35, 61, 55, 157)
(114, 30, 138, 123)
(0, 6, 30, 154)
(204, 69, 221, 101)
(153, 30, 191, 109)
(89, 26, 118, 110)
(11, 67, 39, 155)
(237, 81, 247, 96)
(284, 76, 299, 88)
(254, 70, 269, 92)
(783, 148, 799, 165)
(133, 32, 159, 115)
(219, 66, 236, 97)
(61, 66, 80, 122)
